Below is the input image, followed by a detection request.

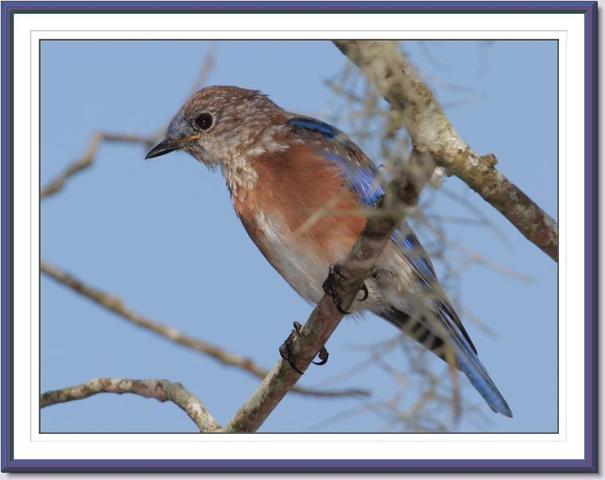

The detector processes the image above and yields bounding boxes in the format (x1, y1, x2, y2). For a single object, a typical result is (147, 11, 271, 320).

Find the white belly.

(255, 211, 328, 303)
(253, 211, 423, 316)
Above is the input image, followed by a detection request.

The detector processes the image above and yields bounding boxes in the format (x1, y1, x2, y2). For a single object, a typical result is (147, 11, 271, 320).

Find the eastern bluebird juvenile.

(146, 86, 513, 418)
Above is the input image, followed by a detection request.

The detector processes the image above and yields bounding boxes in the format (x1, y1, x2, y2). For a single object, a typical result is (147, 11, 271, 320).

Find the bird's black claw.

(335, 303, 351, 315)
(357, 283, 369, 302)
(322, 264, 351, 314)
(279, 321, 330, 371)
(279, 321, 305, 374)
(312, 346, 329, 366)
(291, 321, 330, 366)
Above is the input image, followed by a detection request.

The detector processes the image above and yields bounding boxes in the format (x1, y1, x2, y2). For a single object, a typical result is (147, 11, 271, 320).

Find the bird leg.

(279, 321, 330, 373)
(323, 264, 369, 313)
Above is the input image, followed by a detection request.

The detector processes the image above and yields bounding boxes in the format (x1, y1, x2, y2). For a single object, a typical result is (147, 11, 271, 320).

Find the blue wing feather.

(288, 118, 338, 138)
(324, 153, 384, 207)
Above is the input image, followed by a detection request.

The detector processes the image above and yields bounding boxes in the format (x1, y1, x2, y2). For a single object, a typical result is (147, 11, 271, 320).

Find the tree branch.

(41, 378, 220, 432)
(40, 260, 368, 399)
(333, 40, 558, 262)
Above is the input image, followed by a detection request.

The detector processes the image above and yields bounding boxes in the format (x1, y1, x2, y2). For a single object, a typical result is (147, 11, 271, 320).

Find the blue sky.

(41, 40, 557, 433)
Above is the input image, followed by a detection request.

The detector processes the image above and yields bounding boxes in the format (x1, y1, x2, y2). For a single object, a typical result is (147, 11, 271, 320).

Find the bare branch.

(40, 260, 368, 399)
(333, 40, 558, 262)
(41, 378, 220, 432)
(40, 132, 154, 199)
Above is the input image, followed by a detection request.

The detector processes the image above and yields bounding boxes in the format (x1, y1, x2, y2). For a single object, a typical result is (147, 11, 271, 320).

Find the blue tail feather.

(453, 343, 513, 417)
(437, 307, 513, 417)
(382, 307, 513, 417)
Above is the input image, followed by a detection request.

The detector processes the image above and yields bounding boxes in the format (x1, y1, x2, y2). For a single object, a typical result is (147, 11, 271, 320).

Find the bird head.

(145, 86, 282, 168)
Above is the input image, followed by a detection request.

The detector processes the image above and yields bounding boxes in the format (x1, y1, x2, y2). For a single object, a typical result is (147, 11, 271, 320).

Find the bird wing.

(287, 116, 512, 416)
(287, 116, 476, 351)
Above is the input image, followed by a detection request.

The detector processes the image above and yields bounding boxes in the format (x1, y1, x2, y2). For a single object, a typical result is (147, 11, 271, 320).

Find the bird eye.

(193, 112, 214, 131)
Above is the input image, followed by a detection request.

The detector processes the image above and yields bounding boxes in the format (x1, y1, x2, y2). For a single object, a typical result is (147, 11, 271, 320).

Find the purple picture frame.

(1, 1, 597, 473)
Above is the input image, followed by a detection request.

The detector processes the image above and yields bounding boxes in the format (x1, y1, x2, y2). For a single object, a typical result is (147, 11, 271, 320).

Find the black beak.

(145, 138, 181, 159)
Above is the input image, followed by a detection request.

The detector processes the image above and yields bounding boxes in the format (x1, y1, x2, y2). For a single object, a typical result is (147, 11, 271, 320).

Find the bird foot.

(322, 264, 369, 314)
(323, 264, 352, 314)
(279, 321, 330, 373)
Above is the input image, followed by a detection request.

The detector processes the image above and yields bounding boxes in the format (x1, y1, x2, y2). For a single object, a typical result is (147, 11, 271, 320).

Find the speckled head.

(145, 86, 286, 168)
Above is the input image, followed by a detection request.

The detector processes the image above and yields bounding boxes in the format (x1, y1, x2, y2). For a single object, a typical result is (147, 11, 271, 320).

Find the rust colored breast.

(233, 143, 366, 265)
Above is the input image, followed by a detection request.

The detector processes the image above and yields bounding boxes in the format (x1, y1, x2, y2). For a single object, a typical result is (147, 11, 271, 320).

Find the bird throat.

(222, 157, 259, 200)
(221, 124, 291, 200)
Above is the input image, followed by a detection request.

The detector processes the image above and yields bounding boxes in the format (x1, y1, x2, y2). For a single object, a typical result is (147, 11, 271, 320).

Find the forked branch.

(333, 40, 558, 261)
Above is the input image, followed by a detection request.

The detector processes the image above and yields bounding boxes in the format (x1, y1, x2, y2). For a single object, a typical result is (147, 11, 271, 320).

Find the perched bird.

(146, 86, 512, 417)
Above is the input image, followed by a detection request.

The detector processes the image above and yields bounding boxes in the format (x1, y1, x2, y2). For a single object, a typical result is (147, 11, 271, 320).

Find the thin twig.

(41, 133, 154, 199)
(190, 44, 218, 93)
